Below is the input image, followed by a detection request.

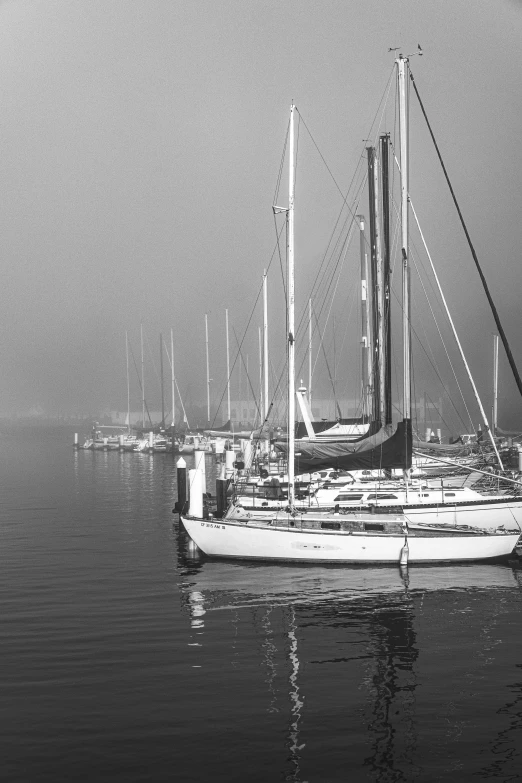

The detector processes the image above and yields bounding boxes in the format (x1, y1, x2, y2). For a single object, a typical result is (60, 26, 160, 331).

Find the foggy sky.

(1, 0, 522, 428)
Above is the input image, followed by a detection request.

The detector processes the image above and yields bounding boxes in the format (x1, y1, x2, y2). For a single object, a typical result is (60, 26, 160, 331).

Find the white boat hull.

(403, 500, 522, 530)
(181, 515, 520, 564)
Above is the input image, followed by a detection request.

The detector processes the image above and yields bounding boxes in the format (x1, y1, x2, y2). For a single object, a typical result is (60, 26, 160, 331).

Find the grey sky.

(1, 0, 521, 426)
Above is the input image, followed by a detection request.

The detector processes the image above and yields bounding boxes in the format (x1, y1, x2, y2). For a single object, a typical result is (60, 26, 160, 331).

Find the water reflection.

(178, 549, 522, 781)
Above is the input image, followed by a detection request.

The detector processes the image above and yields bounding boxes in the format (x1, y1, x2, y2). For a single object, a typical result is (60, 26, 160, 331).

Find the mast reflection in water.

(179, 533, 522, 782)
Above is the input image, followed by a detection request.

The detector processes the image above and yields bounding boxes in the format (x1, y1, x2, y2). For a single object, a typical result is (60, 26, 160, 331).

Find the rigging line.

(232, 327, 262, 421)
(390, 149, 480, 432)
(306, 171, 368, 319)
(161, 342, 190, 428)
(307, 212, 358, 371)
(390, 191, 475, 431)
(408, 196, 500, 460)
(298, 231, 359, 397)
(423, 390, 456, 440)
(391, 138, 461, 316)
(303, 160, 368, 312)
(291, 113, 367, 308)
(336, 279, 360, 381)
(389, 270, 473, 436)
(144, 330, 161, 388)
(128, 341, 154, 428)
(410, 69, 522, 403)
(274, 212, 287, 304)
(311, 307, 341, 409)
(273, 117, 290, 206)
(173, 377, 190, 429)
(209, 219, 287, 431)
(410, 250, 475, 433)
(295, 67, 394, 216)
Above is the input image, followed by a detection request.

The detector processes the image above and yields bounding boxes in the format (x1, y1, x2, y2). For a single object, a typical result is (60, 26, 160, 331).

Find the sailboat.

(181, 58, 522, 563)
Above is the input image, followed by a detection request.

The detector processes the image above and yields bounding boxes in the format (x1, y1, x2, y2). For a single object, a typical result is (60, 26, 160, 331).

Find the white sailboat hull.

(237, 491, 522, 532)
(403, 500, 522, 530)
(181, 515, 519, 564)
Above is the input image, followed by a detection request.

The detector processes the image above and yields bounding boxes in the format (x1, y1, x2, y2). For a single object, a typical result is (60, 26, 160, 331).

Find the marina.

(3, 2, 522, 781)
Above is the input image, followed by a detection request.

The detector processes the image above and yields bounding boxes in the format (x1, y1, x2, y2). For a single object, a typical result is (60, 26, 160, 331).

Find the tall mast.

(263, 270, 269, 419)
(380, 133, 393, 426)
(308, 297, 312, 407)
(287, 102, 296, 508)
(125, 330, 130, 433)
(367, 146, 385, 426)
(398, 56, 411, 421)
(225, 309, 231, 423)
(160, 333, 165, 426)
(357, 216, 372, 418)
(258, 327, 263, 420)
(493, 333, 499, 437)
(205, 313, 210, 423)
(140, 322, 145, 428)
(170, 328, 175, 428)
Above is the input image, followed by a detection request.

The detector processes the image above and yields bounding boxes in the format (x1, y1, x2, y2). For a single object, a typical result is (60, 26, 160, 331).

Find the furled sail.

(276, 419, 412, 472)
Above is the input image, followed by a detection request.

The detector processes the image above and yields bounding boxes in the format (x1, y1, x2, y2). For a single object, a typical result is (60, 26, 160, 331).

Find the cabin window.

(367, 494, 398, 500)
(321, 522, 341, 530)
(364, 523, 385, 531)
(334, 494, 364, 501)
(423, 494, 430, 497)
(444, 493, 456, 497)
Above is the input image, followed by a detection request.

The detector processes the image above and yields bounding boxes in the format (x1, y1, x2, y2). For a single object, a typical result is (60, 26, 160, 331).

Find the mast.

(170, 328, 175, 428)
(287, 102, 296, 508)
(205, 313, 210, 424)
(225, 309, 231, 423)
(258, 327, 263, 421)
(125, 331, 130, 433)
(160, 333, 165, 426)
(308, 298, 312, 407)
(493, 334, 499, 437)
(263, 270, 269, 420)
(140, 322, 145, 428)
(380, 133, 393, 426)
(398, 56, 411, 422)
(357, 216, 372, 419)
(238, 351, 242, 414)
(367, 147, 385, 426)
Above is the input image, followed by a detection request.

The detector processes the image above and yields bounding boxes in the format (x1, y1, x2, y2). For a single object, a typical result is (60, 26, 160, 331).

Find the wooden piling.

(175, 457, 188, 515)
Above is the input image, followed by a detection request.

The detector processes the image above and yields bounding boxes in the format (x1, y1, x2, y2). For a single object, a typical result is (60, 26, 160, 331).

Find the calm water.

(1, 425, 522, 782)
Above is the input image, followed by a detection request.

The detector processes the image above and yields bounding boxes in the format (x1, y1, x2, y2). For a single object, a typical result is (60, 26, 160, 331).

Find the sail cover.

(275, 419, 412, 472)
(295, 416, 369, 438)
